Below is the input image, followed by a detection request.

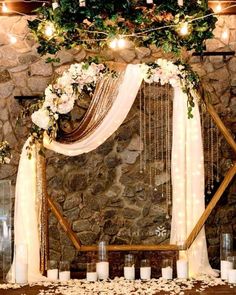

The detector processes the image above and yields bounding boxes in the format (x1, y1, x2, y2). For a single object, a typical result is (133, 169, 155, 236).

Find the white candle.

(47, 269, 58, 280)
(124, 266, 135, 280)
(162, 266, 173, 280)
(59, 271, 70, 281)
(140, 267, 151, 280)
(96, 261, 109, 280)
(86, 272, 97, 282)
(15, 263, 28, 284)
(177, 259, 188, 279)
(178, 0, 183, 6)
(15, 244, 28, 284)
(228, 269, 236, 284)
(221, 260, 233, 280)
(146, 0, 153, 3)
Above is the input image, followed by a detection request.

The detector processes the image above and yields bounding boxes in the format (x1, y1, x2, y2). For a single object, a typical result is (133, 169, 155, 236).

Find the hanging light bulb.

(222, 28, 229, 40)
(2, 2, 8, 13)
(8, 34, 17, 44)
(215, 2, 222, 13)
(178, 22, 190, 36)
(117, 38, 126, 49)
(109, 38, 118, 49)
(44, 22, 55, 38)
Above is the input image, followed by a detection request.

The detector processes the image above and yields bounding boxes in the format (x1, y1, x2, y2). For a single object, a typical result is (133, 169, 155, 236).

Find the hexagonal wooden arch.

(37, 82, 236, 273)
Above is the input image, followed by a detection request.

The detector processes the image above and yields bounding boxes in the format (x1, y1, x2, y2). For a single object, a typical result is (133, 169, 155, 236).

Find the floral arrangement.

(0, 141, 12, 164)
(28, 62, 108, 155)
(30, 59, 199, 152)
(140, 58, 200, 118)
(28, 0, 217, 57)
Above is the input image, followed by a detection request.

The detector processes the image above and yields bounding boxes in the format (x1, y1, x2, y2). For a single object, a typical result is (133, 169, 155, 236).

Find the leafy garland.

(0, 141, 11, 164)
(27, 59, 200, 157)
(28, 0, 217, 56)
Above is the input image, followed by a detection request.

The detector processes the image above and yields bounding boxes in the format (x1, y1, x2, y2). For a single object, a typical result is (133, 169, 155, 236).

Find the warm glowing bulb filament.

(2, 3, 8, 13)
(215, 3, 222, 13)
(45, 23, 55, 38)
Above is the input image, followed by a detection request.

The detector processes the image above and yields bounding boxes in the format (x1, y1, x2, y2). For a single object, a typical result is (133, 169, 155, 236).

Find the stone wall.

(0, 14, 235, 274)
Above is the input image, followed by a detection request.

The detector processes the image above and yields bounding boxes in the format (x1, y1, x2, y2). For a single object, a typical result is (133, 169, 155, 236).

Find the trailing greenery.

(28, 0, 217, 56)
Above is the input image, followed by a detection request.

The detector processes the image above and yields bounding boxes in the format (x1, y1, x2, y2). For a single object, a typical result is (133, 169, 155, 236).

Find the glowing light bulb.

(44, 23, 55, 38)
(8, 34, 17, 44)
(215, 2, 222, 13)
(109, 38, 118, 49)
(117, 38, 126, 49)
(179, 22, 189, 36)
(2, 3, 8, 13)
(222, 29, 229, 40)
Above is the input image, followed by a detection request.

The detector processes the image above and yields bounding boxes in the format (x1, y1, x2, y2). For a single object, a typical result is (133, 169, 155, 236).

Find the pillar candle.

(86, 272, 97, 282)
(177, 260, 188, 279)
(221, 260, 233, 280)
(161, 266, 173, 280)
(96, 261, 109, 280)
(124, 266, 135, 280)
(178, 0, 183, 6)
(146, 0, 153, 3)
(59, 271, 70, 281)
(47, 269, 58, 280)
(140, 267, 151, 280)
(228, 269, 236, 284)
(15, 244, 28, 284)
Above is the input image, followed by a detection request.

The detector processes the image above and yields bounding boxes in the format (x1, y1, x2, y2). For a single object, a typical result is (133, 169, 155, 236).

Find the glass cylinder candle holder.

(87, 262, 97, 282)
(221, 233, 233, 260)
(47, 260, 58, 281)
(140, 259, 151, 280)
(59, 261, 70, 281)
(15, 244, 28, 284)
(220, 233, 233, 280)
(124, 254, 135, 280)
(161, 258, 173, 280)
(96, 241, 109, 280)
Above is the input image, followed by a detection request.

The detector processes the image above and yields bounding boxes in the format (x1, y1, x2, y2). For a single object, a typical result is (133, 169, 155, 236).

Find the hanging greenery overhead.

(28, 0, 217, 56)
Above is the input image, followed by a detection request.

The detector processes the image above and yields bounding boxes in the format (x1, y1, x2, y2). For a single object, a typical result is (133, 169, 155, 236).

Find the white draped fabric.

(170, 87, 216, 276)
(7, 138, 46, 282)
(9, 64, 214, 283)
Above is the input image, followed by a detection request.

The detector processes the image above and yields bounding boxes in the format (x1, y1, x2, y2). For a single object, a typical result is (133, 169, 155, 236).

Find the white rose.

(31, 108, 51, 130)
(56, 94, 75, 114)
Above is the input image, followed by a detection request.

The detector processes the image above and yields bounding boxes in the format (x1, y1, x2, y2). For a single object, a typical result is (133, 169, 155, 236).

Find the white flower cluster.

(0, 141, 11, 164)
(140, 59, 185, 88)
(32, 62, 106, 131)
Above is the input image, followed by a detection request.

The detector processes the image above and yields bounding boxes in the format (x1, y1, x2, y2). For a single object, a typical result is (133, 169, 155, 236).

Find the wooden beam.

(47, 195, 82, 250)
(184, 163, 236, 249)
(207, 103, 236, 154)
(80, 244, 179, 252)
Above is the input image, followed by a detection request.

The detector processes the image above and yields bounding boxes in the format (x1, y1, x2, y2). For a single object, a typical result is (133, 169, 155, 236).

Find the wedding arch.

(8, 60, 236, 283)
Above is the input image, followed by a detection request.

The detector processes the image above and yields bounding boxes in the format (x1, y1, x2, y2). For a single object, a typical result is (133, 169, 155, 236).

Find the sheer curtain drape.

(9, 64, 214, 283)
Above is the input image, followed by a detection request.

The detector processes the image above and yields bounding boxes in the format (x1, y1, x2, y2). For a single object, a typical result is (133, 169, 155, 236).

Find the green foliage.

(28, 0, 217, 56)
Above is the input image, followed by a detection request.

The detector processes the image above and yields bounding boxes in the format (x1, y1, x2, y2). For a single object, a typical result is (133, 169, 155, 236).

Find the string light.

(44, 22, 55, 38)
(2, 2, 8, 13)
(222, 28, 229, 40)
(109, 37, 127, 49)
(215, 2, 222, 13)
(8, 34, 17, 44)
(178, 22, 190, 36)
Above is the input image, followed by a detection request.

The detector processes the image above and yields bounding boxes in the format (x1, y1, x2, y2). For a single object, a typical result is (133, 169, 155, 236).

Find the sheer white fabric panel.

(170, 86, 216, 276)
(7, 139, 46, 283)
(44, 64, 143, 156)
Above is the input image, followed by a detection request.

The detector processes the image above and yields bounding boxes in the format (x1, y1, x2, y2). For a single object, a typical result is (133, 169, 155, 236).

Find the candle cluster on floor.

(0, 275, 235, 295)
